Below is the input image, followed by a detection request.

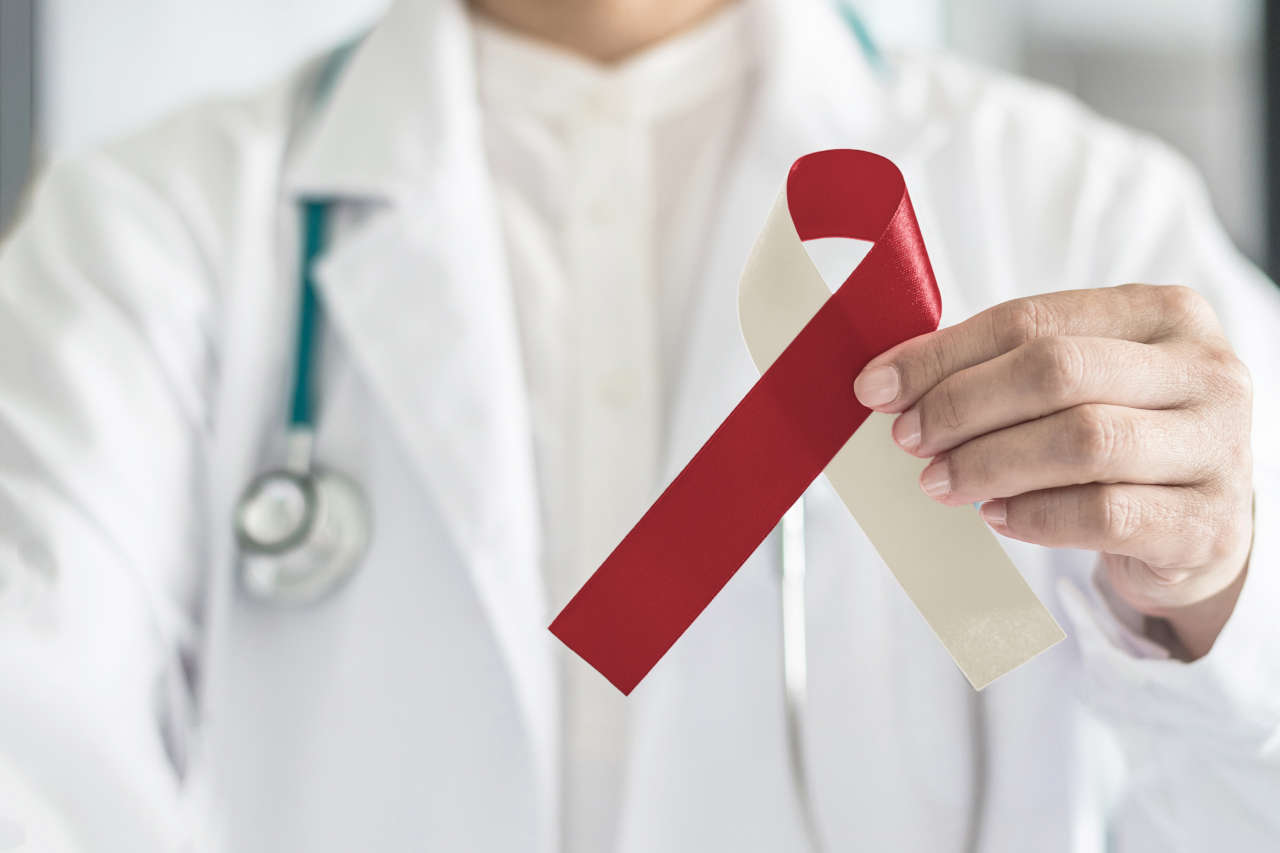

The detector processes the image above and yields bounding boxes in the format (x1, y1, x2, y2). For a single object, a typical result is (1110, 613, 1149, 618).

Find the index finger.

(852, 284, 1215, 412)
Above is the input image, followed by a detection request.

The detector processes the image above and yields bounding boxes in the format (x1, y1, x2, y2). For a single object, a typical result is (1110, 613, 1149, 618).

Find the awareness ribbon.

(551, 150, 1063, 695)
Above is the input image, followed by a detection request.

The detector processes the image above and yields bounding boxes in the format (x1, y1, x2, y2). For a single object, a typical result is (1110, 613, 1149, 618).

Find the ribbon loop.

(552, 150, 1062, 695)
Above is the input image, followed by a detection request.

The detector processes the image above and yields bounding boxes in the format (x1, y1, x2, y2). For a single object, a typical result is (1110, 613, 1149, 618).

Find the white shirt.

(471, 7, 757, 851)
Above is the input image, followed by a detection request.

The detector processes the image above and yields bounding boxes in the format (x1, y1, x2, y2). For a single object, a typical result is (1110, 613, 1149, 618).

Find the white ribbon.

(739, 192, 1064, 689)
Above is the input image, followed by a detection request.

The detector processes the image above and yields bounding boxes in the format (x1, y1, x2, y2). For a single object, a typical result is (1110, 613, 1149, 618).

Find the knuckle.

(1024, 337, 1086, 404)
(1162, 283, 1207, 313)
(1021, 490, 1070, 538)
(1065, 405, 1121, 470)
(1182, 497, 1223, 567)
(1013, 493, 1053, 537)
(1205, 525, 1240, 566)
(947, 448, 989, 497)
(920, 341, 950, 396)
(1204, 493, 1251, 565)
(995, 299, 1048, 350)
(898, 343, 948, 402)
(1099, 487, 1144, 546)
(1161, 284, 1214, 328)
(928, 382, 966, 433)
(1205, 347, 1252, 403)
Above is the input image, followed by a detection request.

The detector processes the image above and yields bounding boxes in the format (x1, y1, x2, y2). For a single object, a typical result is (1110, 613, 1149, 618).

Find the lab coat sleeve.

(0, 151, 215, 850)
(1054, 136, 1280, 850)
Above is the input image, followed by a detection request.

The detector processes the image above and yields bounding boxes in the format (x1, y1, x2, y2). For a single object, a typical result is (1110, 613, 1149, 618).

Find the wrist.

(1152, 528, 1253, 660)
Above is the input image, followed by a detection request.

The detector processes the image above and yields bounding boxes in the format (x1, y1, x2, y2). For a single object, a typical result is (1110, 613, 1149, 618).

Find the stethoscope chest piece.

(236, 467, 370, 605)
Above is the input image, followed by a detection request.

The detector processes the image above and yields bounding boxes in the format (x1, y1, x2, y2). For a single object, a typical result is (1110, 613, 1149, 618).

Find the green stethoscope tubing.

(291, 200, 328, 428)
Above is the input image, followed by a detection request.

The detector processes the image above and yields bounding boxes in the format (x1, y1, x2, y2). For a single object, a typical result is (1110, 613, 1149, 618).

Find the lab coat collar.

(284, 0, 475, 202)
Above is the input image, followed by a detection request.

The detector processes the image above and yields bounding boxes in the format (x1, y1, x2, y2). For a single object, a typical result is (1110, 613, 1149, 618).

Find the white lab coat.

(2, 1, 1279, 851)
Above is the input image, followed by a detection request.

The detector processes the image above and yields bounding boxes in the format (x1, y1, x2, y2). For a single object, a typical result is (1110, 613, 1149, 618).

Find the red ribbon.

(550, 150, 942, 694)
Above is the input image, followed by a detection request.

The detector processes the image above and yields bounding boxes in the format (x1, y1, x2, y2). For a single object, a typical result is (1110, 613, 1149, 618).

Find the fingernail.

(894, 409, 921, 451)
(854, 365, 900, 407)
(980, 499, 1007, 528)
(921, 459, 950, 498)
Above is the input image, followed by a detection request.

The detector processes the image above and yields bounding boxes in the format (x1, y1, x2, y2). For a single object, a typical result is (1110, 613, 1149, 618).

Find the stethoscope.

(234, 199, 371, 605)
(230, 7, 986, 850)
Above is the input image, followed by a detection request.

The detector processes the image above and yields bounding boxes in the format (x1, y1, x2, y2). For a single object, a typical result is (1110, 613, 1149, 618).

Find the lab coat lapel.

(284, 0, 558, 826)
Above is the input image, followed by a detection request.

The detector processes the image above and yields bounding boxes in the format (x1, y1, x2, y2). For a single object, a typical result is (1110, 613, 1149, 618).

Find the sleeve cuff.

(1059, 472, 1280, 750)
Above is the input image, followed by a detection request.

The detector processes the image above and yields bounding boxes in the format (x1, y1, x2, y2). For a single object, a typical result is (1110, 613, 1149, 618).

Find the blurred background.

(0, 0, 1275, 276)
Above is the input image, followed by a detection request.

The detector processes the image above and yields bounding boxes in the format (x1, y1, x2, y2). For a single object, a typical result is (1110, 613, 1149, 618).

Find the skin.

(469, 0, 734, 62)
(854, 285, 1254, 660)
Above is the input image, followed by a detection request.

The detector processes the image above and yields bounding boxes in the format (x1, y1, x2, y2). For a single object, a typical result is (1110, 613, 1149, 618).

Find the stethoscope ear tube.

(779, 499, 823, 852)
(777, 498, 987, 853)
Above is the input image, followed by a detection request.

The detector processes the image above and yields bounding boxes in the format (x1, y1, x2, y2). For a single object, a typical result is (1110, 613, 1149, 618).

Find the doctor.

(1, 0, 1278, 850)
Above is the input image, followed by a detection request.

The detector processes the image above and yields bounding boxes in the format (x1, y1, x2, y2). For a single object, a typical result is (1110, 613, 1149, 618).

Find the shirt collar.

(471, 2, 756, 124)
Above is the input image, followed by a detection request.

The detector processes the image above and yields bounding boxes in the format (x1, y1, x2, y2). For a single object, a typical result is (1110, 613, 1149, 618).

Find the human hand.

(853, 285, 1253, 659)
